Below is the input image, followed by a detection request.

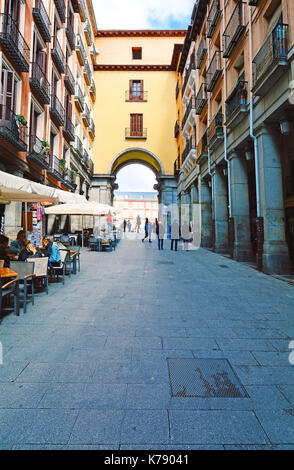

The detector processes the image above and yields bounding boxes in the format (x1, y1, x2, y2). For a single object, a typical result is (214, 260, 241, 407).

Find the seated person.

(10, 230, 26, 255)
(0, 235, 10, 267)
(42, 236, 61, 267)
(18, 240, 43, 262)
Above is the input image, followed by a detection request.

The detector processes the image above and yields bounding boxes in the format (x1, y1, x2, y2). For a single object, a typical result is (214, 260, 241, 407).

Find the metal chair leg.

(23, 279, 27, 314)
(32, 280, 34, 306)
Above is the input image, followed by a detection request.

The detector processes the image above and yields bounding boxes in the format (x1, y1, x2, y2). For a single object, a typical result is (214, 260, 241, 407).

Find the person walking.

(181, 220, 191, 251)
(127, 220, 132, 232)
(123, 219, 127, 233)
(136, 214, 141, 233)
(142, 218, 149, 242)
(171, 219, 180, 251)
(155, 218, 164, 250)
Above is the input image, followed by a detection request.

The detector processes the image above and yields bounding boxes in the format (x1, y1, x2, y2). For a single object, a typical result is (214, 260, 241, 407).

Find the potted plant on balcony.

(15, 114, 27, 127)
(70, 169, 77, 184)
(59, 158, 68, 176)
(41, 140, 50, 155)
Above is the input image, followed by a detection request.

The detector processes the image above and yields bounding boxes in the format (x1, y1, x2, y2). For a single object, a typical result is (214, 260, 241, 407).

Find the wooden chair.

(9, 261, 35, 314)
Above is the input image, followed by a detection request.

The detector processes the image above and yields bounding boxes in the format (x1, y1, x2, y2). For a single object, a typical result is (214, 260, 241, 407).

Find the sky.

(93, 0, 194, 192)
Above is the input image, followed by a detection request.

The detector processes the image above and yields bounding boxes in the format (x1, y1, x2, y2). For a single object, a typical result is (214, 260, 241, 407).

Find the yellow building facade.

(91, 30, 186, 206)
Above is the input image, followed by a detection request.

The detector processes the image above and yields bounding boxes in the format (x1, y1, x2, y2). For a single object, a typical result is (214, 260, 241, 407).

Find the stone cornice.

(94, 64, 174, 72)
(96, 30, 187, 38)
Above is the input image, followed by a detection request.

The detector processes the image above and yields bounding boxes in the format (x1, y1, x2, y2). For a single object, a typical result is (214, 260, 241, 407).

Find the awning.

(0, 171, 87, 204)
(44, 202, 115, 216)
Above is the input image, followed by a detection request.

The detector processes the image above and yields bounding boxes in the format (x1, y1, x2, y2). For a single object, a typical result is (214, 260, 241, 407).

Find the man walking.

(171, 219, 180, 251)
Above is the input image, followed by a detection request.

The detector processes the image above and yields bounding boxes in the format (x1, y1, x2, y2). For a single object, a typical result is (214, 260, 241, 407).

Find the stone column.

(157, 176, 178, 227)
(229, 151, 253, 261)
(90, 175, 115, 205)
(256, 125, 291, 274)
(213, 167, 229, 253)
(198, 176, 212, 248)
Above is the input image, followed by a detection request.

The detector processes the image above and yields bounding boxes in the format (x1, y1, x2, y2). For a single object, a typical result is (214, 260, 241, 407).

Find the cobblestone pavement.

(1, 236, 294, 450)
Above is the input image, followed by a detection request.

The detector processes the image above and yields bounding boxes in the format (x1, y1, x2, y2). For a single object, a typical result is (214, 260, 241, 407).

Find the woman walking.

(142, 218, 150, 242)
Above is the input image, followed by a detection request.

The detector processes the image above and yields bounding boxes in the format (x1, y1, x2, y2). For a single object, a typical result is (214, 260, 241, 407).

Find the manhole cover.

(167, 358, 248, 398)
(158, 261, 174, 265)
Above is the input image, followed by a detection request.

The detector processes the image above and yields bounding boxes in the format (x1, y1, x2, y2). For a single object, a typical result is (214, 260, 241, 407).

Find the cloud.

(115, 164, 157, 192)
(93, 0, 194, 29)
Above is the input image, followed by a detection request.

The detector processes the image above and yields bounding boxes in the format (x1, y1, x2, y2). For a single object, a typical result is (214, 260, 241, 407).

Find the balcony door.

(129, 80, 143, 100)
(130, 113, 143, 137)
(0, 69, 16, 129)
(4, 0, 20, 23)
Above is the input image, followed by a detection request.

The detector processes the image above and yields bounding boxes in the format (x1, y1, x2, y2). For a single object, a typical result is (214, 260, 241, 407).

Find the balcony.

(225, 78, 248, 127)
(84, 19, 93, 46)
(79, 0, 87, 22)
(208, 111, 224, 149)
(223, 2, 246, 58)
(83, 60, 92, 86)
(71, 0, 80, 13)
(182, 96, 196, 133)
(33, 0, 51, 43)
(176, 82, 179, 99)
(49, 154, 64, 181)
(206, 51, 222, 92)
(89, 78, 96, 101)
(54, 0, 66, 24)
(51, 36, 65, 74)
(27, 135, 50, 169)
(174, 155, 181, 177)
(197, 131, 208, 162)
(63, 171, 76, 191)
(63, 115, 75, 142)
(207, 0, 222, 39)
(252, 23, 289, 97)
(0, 106, 27, 151)
(64, 65, 75, 95)
(89, 118, 95, 139)
(182, 58, 196, 98)
(88, 159, 94, 176)
(0, 14, 30, 72)
(90, 43, 97, 64)
(74, 135, 83, 158)
(125, 128, 147, 139)
(82, 102, 90, 127)
(195, 83, 207, 115)
(174, 120, 180, 138)
(76, 34, 86, 66)
(125, 90, 148, 101)
(30, 62, 50, 105)
(196, 37, 207, 69)
(82, 149, 89, 168)
(74, 83, 84, 112)
(182, 132, 196, 164)
(66, 18, 75, 51)
(50, 95, 65, 127)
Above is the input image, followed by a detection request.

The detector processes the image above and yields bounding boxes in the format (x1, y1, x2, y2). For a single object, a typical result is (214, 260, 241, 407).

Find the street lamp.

(280, 117, 292, 135)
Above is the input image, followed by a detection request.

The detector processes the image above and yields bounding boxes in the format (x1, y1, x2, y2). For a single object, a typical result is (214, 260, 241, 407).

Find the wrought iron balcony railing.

(90, 43, 97, 64)
(74, 83, 84, 112)
(74, 135, 83, 158)
(33, 0, 51, 43)
(125, 90, 148, 101)
(63, 115, 75, 142)
(223, 2, 246, 58)
(174, 155, 181, 176)
(66, 18, 75, 51)
(64, 65, 75, 95)
(182, 95, 196, 130)
(64, 171, 76, 190)
(196, 36, 207, 69)
(82, 101, 90, 127)
(176, 82, 179, 99)
(206, 51, 222, 92)
(248, 0, 260, 5)
(253, 23, 288, 92)
(89, 118, 95, 138)
(174, 120, 180, 138)
(89, 77, 96, 99)
(208, 111, 224, 148)
(54, 0, 66, 24)
(82, 149, 89, 166)
(49, 154, 64, 180)
(0, 14, 30, 72)
(51, 36, 65, 74)
(207, 0, 222, 39)
(88, 159, 94, 175)
(182, 58, 196, 96)
(30, 62, 50, 105)
(195, 83, 208, 115)
(71, 0, 80, 13)
(197, 131, 208, 160)
(76, 34, 86, 65)
(182, 132, 196, 164)
(125, 128, 147, 139)
(27, 135, 50, 169)
(83, 59, 92, 85)
(84, 19, 93, 46)
(79, 0, 87, 22)
(50, 94, 65, 127)
(0, 105, 27, 151)
(226, 79, 247, 122)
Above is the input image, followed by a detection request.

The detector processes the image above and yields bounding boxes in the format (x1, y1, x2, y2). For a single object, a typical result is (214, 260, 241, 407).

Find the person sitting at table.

(18, 240, 43, 262)
(10, 230, 26, 255)
(0, 235, 10, 267)
(42, 236, 61, 267)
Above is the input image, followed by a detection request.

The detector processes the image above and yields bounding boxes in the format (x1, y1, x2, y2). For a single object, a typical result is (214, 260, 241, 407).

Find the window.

(132, 47, 142, 60)
(130, 114, 143, 137)
(129, 80, 144, 100)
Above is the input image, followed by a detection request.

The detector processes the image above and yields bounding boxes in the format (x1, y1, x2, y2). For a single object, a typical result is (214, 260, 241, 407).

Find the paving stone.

(255, 409, 294, 444)
(69, 410, 124, 444)
(162, 338, 219, 351)
(0, 383, 48, 408)
(120, 410, 169, 444)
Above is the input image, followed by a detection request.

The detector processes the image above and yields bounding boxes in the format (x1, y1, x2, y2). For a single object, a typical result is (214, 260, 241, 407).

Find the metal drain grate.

(167, 358, 248, 398)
